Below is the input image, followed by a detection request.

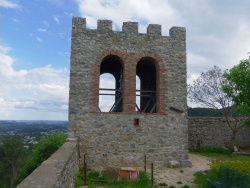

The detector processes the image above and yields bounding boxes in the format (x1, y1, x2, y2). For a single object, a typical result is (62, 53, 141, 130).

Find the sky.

(1, 0, 250, 120)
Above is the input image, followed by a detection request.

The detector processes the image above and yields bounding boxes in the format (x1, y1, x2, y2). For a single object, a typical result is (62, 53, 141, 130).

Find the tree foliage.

(0, 136, 30, 188)
(16, 133, 67, 185)
(0, 133, 67, 187)
(223, 59, 250, 126)
(188, 66, 242, 147)
(32, 132, 67, 165)
(188, 107, 222, 117)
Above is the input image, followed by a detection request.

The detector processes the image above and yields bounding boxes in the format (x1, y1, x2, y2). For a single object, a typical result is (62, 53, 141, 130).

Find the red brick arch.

(90, 50, 166, 114)
(133, 52, 166, 114)
(90, 49, 129, 113)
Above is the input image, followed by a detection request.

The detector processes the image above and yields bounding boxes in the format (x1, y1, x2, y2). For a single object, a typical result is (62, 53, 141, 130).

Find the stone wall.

(188, 117, 250, 148)
(17, 138, 78, 188)
(69, 17, 190, 169)
(75, 113, 189, 169)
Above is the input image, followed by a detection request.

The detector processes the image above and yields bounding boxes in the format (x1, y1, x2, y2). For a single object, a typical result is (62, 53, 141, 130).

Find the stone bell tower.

(69, 17, 191, 169)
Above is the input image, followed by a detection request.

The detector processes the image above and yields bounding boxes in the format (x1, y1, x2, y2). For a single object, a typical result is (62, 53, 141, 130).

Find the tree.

(0, 136, 29, 188)
(32, 132, 67, 165)
(188, 66, 242, 148)
(16, 133, 67, 185)
(223, 59, 250, 126)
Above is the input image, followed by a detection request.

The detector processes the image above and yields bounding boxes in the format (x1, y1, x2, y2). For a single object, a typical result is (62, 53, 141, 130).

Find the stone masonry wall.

(69, 17, 190, 169)
(17, 138, 78, 188)
(188, 118, 250, 148)
(75, 113, 189, 169)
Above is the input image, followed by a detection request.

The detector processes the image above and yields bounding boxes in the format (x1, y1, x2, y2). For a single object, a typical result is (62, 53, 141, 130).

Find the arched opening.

(99, 55, 123, 112)
(136, 57, 157, 113)
(99, 73, 116, 112)
(136, 75, 141, 112)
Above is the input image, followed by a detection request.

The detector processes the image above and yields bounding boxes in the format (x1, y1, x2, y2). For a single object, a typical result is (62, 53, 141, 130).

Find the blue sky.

(1, 0, 250, 120)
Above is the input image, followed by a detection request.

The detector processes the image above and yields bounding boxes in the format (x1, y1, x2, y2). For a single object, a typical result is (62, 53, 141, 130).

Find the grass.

(191, 146, 250, 188)
(76, 169, 157, 188)
(76, 147, 250, 188)
(189, 146, 230, 154)
(191, 151, 250, 163)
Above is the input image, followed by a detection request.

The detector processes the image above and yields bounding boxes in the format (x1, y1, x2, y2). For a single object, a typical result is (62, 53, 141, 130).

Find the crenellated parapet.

(72, 17, 185, 38)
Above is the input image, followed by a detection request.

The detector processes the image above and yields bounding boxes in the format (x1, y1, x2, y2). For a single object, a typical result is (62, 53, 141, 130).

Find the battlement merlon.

(122, 22, 138, 34)
(147, 24, 161, 36)
(169, 26, 186, 40)
(98, 20, 112, 31)
(72, 17, 185, 38)
(72, 17, 86, 29)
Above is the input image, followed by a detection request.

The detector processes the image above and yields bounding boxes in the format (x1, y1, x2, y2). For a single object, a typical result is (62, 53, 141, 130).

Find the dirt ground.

(154, 154, 212, 188)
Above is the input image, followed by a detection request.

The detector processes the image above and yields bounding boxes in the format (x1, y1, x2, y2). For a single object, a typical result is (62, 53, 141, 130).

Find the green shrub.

(211, 160, 250, 174)
(158, 182, 167, 186)
(0, 136, 30, 187)
(75, 170, 154, 188)
(133, 171, 152, 187)
(195, 159, 250, 188)
(75, 171, 84, 187)
(16, 133, 67, 185)
(87, 171, 108, 186)
(32, 133, 67, 165)
(193, 171, 210, 188)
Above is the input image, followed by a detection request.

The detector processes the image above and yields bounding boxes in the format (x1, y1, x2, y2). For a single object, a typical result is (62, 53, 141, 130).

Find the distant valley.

(0, 120, 68, 150)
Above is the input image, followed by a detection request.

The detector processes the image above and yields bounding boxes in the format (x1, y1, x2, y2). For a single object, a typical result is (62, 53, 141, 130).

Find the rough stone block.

(168, 160, 181, 168)
(147, 24, 161, 36)
(180, 160, 192, 167)
(97, 20, 112, 31)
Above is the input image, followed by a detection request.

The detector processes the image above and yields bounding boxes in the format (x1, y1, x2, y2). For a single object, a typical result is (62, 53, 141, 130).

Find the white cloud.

(12, 18, 21, 23)
(46, 0, 63, 6)
(75, 0, 181, 32)
(37, 28, 47, 32)
(74, 0, 250, 109)
(2, 0, 250, 119)
(64, 11, 73, 17)
(36, 37, 43, 42)
(99, 73, 116, 112)
(53, 15, 60, 24)
(0, 45, 69, 120)
(0, 46, 28, 84)
(0, 45, 11, 53)
(29, 33, 44, 43)
(0, 0, 20, 9)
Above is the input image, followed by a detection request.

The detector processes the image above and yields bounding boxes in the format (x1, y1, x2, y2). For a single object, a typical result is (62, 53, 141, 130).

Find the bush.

(32, 133, 67, 165)
(194, 157, 250, 188)
(75, 171, 84, 187)
(75, 170, 154, 188)
(211, 160, 250, 174)
(16, 133, 67, 185)
(0, 136, 30, 188)
(182, 185, 190, 188)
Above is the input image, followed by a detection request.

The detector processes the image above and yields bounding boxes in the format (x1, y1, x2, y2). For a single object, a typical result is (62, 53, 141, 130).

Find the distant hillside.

(188, 107, 222, 117)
